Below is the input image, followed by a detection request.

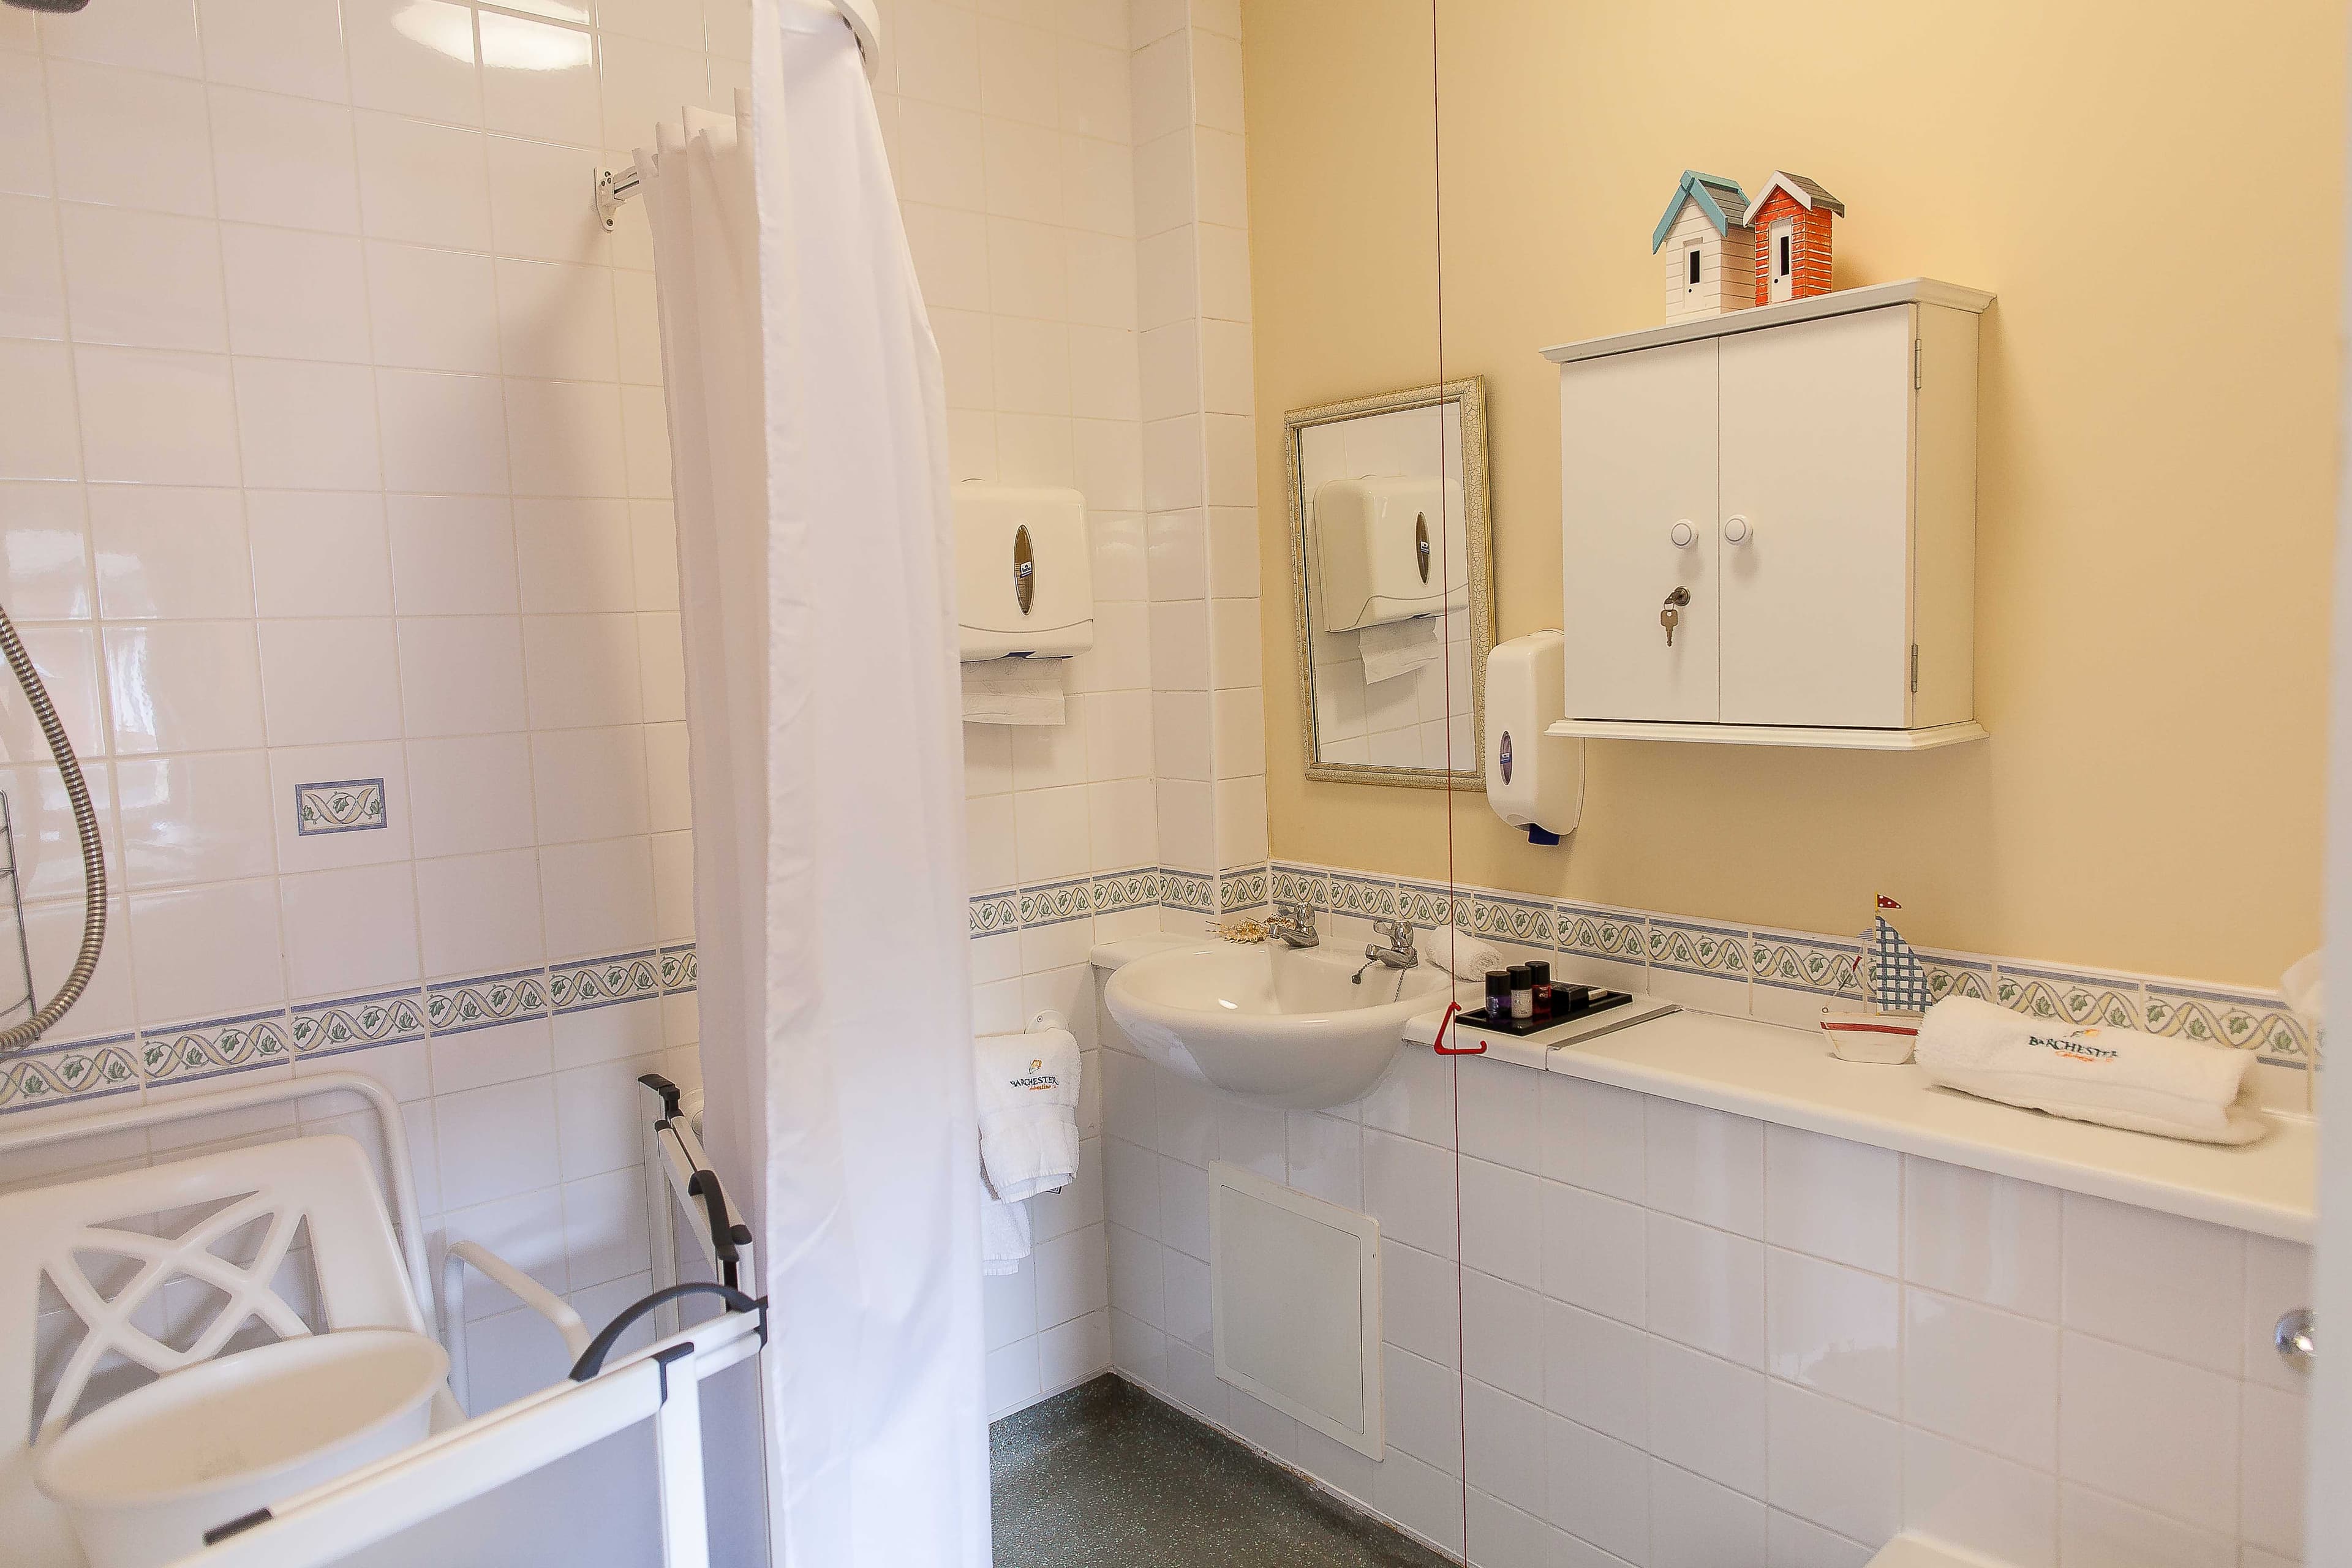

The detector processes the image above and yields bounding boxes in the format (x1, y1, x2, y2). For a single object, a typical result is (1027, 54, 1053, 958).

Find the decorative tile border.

(550, 951, 663, 1014)
(1159, 869, 1213, 914)
(426, 968, 549, 1037)
(141, 1010, 293, 1085)
(0, 1033, 139, 1114)
(295, 777, 388, 837)
(1257, 860, 2319, 1071)
(1218, 866, 1268, 913)
(1751, 930, 1862, 997)
(1648, 919, 1751, 979)
(3, 944, 698, 1117)
(291, 989, 427, 1059)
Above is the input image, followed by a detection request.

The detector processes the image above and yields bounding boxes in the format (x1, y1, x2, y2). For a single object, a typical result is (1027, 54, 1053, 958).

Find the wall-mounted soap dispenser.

(1485, 630, 1585, 843)
(1312, 475, 1469, 633)
(955, 483, 1094, 660)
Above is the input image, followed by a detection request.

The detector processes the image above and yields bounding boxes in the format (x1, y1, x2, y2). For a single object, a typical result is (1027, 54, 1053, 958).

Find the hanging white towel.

(1358, 615, 1442, 684)
(1915, 995, 2267, 1145)
(961, 656, 1066, 725)
(976, 1025, 1081, 1204)
(980, 1178, 1031, 1276)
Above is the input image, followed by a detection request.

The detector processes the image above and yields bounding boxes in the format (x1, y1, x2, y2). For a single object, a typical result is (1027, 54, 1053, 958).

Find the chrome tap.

(1352, 916, 1418, 983)
(1266, 898, 1319, 949)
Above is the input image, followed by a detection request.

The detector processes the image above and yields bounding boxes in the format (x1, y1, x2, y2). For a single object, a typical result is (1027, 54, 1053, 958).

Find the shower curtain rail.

(590, 0, 886, 230)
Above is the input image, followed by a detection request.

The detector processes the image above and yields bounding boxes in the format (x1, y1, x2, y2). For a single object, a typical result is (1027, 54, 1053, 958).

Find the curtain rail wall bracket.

(596, 164, 641, 232)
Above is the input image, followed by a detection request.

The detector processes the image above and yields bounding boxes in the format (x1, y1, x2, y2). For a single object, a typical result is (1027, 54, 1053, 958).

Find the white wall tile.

(1541, 1295, 1647, 1447)
(258, 619, 403, 744)
(47, 59, 214, 215)
(2061, 1192, 2245, 1375)
(234, 359, 382, 491)
(1901, 1428, 2057, 1568)
(378, 368, 513, 494)
(40, 0, 201, 77)
(127, 875, 285, 1021)
(105, 620, 266, 753)
(1766, 1381, 1899, 1546)
(1647, 1336, 1766, 1495)
(344, 0, 481, 124)
(1766, 1247, 1899, 1415)
(243, 492, 391, 619)
(75, 346, 240, 486)
(355, 110, 491, 249)
(1763, 1125, 1899, 1274)
(115, 750, 275, 888)
(1647, 1212, 1765, 1368)
(415, 848, 544, 978)
(1902, 1287, 2059, 1467)
(1645, 1099, 1764, 1238)
(368, 241, 501, 374)
(397, 616, 527, 735)
(209, 86, 361, 232)
(1903, 1156, 2060, 1319)
(88, 485, 251, 619)
(2057, 1330, 2240, 1534)
(280, 861, 420, 998)
(58, 204, 225, 352)
(222, 225, 372, 361)
(2057, 1483, 2236, 1568)
(1650, 1457, 1766, 1568)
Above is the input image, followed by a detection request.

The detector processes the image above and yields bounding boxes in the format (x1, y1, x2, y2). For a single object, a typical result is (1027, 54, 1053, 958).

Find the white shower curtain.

(636, 5, 989, 1566)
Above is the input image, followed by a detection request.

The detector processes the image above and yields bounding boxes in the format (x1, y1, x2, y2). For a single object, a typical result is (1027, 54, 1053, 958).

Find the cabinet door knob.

(1724, 515, 1752, 545)
(1669, 520, 1695, 548)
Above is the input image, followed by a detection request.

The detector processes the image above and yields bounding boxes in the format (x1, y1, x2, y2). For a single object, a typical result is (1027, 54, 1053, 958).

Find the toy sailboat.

(1820, 895, 1929, 1063)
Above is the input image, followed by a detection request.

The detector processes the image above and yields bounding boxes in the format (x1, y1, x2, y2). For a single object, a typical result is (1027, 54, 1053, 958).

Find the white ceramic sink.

(1104, 940, 1457, 1110)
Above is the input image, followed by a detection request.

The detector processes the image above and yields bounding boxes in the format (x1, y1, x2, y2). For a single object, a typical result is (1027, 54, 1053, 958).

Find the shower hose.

(0, 601, 104, 1055)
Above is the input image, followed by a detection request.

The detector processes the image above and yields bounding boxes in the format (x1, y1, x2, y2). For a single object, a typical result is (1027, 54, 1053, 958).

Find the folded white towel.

(1358, 616, 1441, 685)
(976, 1026, 1081, 1204)
(980, 1177, 1031, 1276)
(1915, 995, 2266, 1145)
(961, 656, 1065, 725)
(1425, 932, 1504, 983)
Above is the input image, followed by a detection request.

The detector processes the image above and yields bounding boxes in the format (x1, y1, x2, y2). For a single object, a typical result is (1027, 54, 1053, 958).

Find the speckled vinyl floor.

(990, 1376, 1454, 1568)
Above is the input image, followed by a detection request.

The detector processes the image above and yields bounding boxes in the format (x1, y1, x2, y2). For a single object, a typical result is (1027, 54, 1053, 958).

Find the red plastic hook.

(1431, 1000, 1485, 1055)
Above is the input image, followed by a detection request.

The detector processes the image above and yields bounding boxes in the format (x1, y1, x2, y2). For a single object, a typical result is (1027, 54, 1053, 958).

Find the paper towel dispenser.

(1313, 475, 1469, 635)
(1484, 630, 1584, 843)
(956, 482, 1093, 662)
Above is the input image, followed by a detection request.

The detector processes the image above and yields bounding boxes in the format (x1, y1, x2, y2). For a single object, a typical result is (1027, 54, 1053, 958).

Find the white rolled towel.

(1424, 932, 1504, 983)
(1916, 995, 2266, 1146)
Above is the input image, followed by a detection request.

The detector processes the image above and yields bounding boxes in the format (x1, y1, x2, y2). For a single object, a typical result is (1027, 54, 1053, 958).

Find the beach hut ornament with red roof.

(1819, 894, 1930, 1064)
(1651, 170, 1753, 323)
(1744, 170, 1845, 305)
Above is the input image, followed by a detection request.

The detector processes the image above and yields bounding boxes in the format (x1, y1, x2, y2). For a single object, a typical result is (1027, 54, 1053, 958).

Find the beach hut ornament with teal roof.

(1652, 170, 1753, 323)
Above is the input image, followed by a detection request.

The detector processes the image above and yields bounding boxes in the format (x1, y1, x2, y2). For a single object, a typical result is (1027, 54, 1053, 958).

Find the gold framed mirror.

(1284, 376, 1494, 790)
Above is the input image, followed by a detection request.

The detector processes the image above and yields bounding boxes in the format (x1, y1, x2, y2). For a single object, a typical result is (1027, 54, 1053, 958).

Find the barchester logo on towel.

(2029, 1030, 2119, 1063)
(1009, 1060, 1059, 1091)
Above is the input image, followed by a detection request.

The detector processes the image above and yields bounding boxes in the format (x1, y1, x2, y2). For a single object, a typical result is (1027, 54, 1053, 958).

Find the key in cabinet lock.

(1660, 586, 1691, 647)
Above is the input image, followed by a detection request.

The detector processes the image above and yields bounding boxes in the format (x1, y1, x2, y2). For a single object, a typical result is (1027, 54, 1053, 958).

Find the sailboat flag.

(1868, 915, 1932, 1014)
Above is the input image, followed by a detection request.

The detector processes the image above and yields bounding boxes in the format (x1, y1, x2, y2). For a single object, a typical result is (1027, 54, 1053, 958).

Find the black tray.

(1456, 989, 1632, 1037)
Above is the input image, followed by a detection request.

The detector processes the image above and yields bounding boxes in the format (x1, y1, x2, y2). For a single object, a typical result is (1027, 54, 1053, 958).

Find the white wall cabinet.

(1547, 278, 1993, 748)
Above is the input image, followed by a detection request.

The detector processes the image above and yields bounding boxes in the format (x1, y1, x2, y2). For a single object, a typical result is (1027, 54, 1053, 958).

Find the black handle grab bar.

(568, 1283, 766, 1382)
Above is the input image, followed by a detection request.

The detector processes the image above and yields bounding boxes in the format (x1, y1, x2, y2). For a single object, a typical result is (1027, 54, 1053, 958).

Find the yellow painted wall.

(1244, 0, 2346, 986)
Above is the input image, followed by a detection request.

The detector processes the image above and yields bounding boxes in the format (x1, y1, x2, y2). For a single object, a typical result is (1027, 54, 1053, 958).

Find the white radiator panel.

(1208, 1161, 1384, 1459)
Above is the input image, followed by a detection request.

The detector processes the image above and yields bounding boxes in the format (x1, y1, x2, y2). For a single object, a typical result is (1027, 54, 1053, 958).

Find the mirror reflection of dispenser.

(955, 483, 1093, 660)
(1311, 475, 1469, 633)
(1484, 630, 1585, 844)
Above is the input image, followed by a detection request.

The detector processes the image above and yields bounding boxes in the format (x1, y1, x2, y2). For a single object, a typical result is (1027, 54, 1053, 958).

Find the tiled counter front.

(1096, 1004, 2313, 1567)
(1259, 861, 2316, 1116)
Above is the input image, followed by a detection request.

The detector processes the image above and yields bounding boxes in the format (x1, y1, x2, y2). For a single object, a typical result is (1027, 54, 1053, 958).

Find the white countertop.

(1404, 1005, 2316, 1243)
